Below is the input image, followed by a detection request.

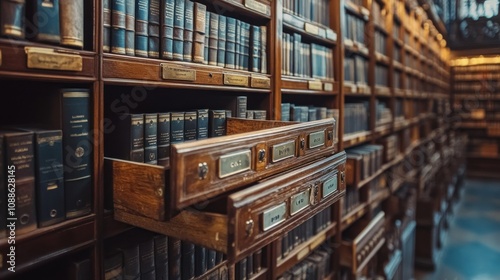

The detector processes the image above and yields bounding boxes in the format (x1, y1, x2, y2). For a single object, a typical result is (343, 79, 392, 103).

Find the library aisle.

(416, 179, 500, 280)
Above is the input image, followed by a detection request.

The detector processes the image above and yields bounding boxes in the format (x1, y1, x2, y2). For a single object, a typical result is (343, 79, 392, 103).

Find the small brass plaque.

(219, 150, 251, 178)
(25, 47, 82, 71)
(308, 130, 325, 149)
(308, 80, 323, 90)
(322, 175, 338, 198)
(223, 73, 249, 87)
(304, 22, 319, 35)
(162, 64, 196, 81)
(324, 83, 333, 91)
(290, 189, 310, 216)
(251, 75, 270, 88)
(271, 140, 296, 163)
(245, 0, 270, 15)
(344, 38, 354, 47)
(262, 203, 286, 231)
(326, 29, 337, 41)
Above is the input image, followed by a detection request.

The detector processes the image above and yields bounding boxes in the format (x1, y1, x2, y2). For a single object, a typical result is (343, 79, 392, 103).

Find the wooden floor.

(415, 178, 500, 280)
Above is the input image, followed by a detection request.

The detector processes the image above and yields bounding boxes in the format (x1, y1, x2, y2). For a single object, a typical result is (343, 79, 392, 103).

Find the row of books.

(395, 99, 404, 120)
(375, 99, 392, 126)
(394, 70, 402, 89)
(234, 249, 265, 280)
(282, 0, 330, 27)
(344, 12, 366, 45)
(277, 243, 334, 280)
(342, 186, 360, 216)
(378, 135, 400, 163)
(374, 31, 387, 56)
(0, 89, 92, 237)
(346, 144, 384, 186)
(282, 32, 334, 80)
(0, 0, 84, 48)
(393, 21, 400, 41)
(394, 45, 401, 62)
(344, 102, 369, 135)
(375, 64, 388, 87)
(104, 0, 267, 73)
(278, 206, 332, 260)
(344, 55, 368, 84)
(368, 173, 387, 199)
(105, 234, 227, 280)
(372, 1, 386, 30)
(280, 103, 339, 123)
(454, 65, 500, 72)
(454, 73, 500, 80)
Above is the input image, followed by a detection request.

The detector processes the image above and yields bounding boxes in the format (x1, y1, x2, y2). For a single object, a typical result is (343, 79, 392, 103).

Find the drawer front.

(171, 119, 335, 210)
(227, 152, 346, 261)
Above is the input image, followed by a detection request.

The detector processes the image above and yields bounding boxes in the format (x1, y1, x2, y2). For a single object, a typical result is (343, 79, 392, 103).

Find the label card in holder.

(308, 80, 323, 90)
(245, 0, 270, 15)
(322, 175, 338, 198)
(219, 150, 251, 178)
(272, 140, 296, 163)
(262, 203, 287, 231)
(290, 189, 311, 216)
(223, 73, 249, 87)
(25, 47, 82, 71)
(161, 64, 196, 81)
(308, 130, 325, 149)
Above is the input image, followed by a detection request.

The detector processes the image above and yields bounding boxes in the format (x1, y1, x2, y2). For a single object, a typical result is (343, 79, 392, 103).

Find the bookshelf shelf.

(198, 0, 272, 20)
(375, 53, 391, 66)
(375, 86, 391, 96)
(275, 222, 337, 277)
(344, 1, 370, 20)
(282, 21, 337, 46)
(343, 131, 373, 148)
(281, 77, 338, 94)
(341, 202, 368, 231)
(344, 41, 370, 57)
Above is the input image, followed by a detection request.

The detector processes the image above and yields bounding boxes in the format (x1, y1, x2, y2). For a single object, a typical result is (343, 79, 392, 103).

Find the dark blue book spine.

(161, 0, 175, 59)
(61, 89, 92, 219)
(194, 245, 207, 277)
(217, 15, 227, 67)
(28, 0, 60, 43)
(251, 25, 260, 72)
(281, 103, 290, 121)
(235, 19, 241, 69)
(125, 0, 135, 55)
(183, 0, 194, 62)
(181, 241, 195, 280)
(208, 12, 218, 66)
(203, 11, 209, 64)
(148, 0, 160, 58)
(34, 130, 65, 227)
(0, 0, 25, 39)
(103, 0, 111, 52)
(209, 110, 226, 137)
(206, 249, 216, 270)
(184, 111, 197, 141)
(157, 113, 170, 161)
(111, 0, 126, 54)
(244, 23, 251, 71)
(144, 114, 158, 164)
(170, 112, 185, 143)
(135, 0, 149, 57)
(173, 0, 185, 60)
(197, 109, 209, 139)
(225, 17, 236, 69)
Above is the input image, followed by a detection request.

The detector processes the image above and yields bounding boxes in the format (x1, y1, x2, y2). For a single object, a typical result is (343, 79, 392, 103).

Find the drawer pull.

(258, 149, 266, 162)
(198, 162, 209, 180)
(245, 219, 254, 237)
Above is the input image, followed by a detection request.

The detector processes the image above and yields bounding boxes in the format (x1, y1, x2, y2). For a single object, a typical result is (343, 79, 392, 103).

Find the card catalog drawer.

(113, 152, 346, 262)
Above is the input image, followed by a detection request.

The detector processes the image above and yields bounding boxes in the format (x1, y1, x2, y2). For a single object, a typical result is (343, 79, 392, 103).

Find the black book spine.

(251, 25, 260, 72)
(120, 245, 140, 280)
(135, 0, 149, 57)
(139, 238, 156, 275)
(125, 0, 135, 55)
(170, 112, 185, 143)
(253, 248, 262, 273)
(148, 0, 160, 58)
(173, 0, 185, 60)
(0, 0, 25, 39)
(104, 252, 124, 280)
(61, 89, 92, 219)
(234, 96, 247, 118)
(215, 251, 224, 265)
(197, 109, 209, 140)
(154, 235, 169, 280)
(181, 241, 195, 280)
(103, 0, 111, 52)
(194, 245, 207, 277)
(157, 113, 171, 162)
(236, 258, 247, 280)
(144, 113, 158, 164)
(169, 238, 182, 280)
(183, 0, 194, 61)
(184, 111, 197, 141)
(209, 110, 226, 137)
(206, 249, 216, 270)
(111, 0, 126, 54)
(246, 254, 254, 278)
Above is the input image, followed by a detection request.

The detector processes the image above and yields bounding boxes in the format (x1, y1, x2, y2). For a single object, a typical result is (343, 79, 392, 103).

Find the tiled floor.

(415, 178, 500, 280)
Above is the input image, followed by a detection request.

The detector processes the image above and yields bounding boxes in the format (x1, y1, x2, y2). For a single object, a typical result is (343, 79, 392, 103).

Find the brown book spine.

(192, 2, 206, 63)
(60, 0, 84, 48)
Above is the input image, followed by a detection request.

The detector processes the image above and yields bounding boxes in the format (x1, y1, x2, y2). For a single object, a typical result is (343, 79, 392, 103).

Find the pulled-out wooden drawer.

(108, 118, 336, 220)
(113, 152, 346, 262)
(340, 211, 385, 274)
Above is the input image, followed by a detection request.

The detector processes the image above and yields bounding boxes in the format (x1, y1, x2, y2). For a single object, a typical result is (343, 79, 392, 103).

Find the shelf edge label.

(271, 140, 296, 163)
(219, 150, 251, 178)
(323, 175, 338, 198)
(308, 80, 323, 90)
(250, 75, 270, 88)
(304, 22, 320, 36)
(223, 73, 249, 87)
(161, 64, 196, 81)
(308, 130, 325, 149)
(25, 47, 82, 71)
(245, 0, 270, 15)
(290, 188, 310, 216)
(262, 203, 287, 231)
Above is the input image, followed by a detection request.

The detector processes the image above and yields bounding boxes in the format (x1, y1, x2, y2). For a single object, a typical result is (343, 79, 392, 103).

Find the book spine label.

(170, 112, 185, 143)
(191, 2, 206, 63)
(184, 111, 197, 141)
(0, 0, 25, 39)
(135, 0, 149, 57)
(169, 239, 181, 280)
(35, 131, 65, 227)
(140, 239, 156, 275)
(61, 89, 92, 218)
(209, 110, 226, 137)
(173, 0, 185, 60)
(157, 113, 170, 161)
(183, 0, 194, 61)
(154, 235, 169, 280)
(29, 0, 60, 43)
(217, 15, 226, 67)
(5, 133, 37, 234)
(121, 245, 140, 279)
(160, 0, 175, 59)
(125, 0, 135, 55)
(144, 114, 158, 164)
(208, 13, 219, 66)
(111, 0, 126, 54)
(148, 0, 160, 58)
(225, 17, 236, 69)
(197, 109, 209, 139)
(103, 0, 111, 52)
